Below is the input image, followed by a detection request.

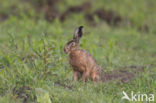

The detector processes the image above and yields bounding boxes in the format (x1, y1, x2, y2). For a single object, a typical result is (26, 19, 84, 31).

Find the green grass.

(0, 0, 156, 103)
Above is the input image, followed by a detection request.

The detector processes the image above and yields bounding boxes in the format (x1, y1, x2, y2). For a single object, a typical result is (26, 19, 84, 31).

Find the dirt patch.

(101, 65, 146, 84)
(94, 8, 122, 25)
(40, 0, 60, 22)
(124, 65, 145, 72)
(59, 2, 91, 21)
(85, 13, 96, 25)
(27, 0, 60, 22)
(85, 8, 123, 26)
(12, 86, 36, 103)
(60, 3, 122, 25)
(101, 70, 134, 84)
(55, 81, 73, 90)
(43, 6, 59, 22)
(0, 13, 9, 22)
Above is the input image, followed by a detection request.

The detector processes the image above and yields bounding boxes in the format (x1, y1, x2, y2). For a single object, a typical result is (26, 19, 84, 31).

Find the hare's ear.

(73, 26, 83, 43)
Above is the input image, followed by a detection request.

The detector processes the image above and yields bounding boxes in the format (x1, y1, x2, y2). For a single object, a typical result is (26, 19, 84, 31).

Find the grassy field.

(0, 0, 156, 103)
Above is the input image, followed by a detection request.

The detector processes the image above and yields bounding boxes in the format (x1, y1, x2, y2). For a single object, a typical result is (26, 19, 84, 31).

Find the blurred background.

(0, 0, 156, 32)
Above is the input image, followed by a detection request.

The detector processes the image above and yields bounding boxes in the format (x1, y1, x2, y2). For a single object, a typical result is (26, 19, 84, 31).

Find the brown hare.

(64, 26, 101, 82)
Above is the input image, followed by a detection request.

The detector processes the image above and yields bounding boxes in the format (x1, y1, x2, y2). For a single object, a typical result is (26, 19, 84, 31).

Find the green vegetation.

(0, 0, 156, 103)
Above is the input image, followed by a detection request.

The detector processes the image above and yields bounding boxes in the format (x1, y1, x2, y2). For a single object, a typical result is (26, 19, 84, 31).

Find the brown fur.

(64, 26, 101, 82)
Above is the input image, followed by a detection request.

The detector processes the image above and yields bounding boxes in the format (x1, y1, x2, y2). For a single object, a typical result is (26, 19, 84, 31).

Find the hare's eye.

(72, 42, 75, 46)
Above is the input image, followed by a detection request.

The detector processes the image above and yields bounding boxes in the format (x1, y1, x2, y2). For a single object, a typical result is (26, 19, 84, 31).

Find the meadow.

(0, 0, 156, 103)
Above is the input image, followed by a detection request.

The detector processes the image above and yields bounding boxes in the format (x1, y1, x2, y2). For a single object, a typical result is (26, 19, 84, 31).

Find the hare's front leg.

(73, 70, 79, 81)
(82, 71, 89, 82)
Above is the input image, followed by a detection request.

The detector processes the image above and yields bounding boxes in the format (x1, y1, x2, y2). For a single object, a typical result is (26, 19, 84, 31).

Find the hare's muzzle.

(64, 47, 66, 53)
(64, 47, 68, 54)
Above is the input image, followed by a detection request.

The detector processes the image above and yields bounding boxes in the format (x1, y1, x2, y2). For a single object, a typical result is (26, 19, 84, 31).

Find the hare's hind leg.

(73, 70, 82, 81)
(91, 73, 100, 82)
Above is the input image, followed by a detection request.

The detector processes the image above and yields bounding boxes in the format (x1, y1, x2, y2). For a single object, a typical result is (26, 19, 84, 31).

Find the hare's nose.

(64, 48, 67, 53)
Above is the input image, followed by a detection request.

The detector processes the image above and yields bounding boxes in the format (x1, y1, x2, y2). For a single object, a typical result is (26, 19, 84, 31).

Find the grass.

(0, 0, 156, 103)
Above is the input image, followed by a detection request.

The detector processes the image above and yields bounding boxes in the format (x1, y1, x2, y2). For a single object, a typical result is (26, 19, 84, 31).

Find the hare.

(64, 26, 101, 82)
